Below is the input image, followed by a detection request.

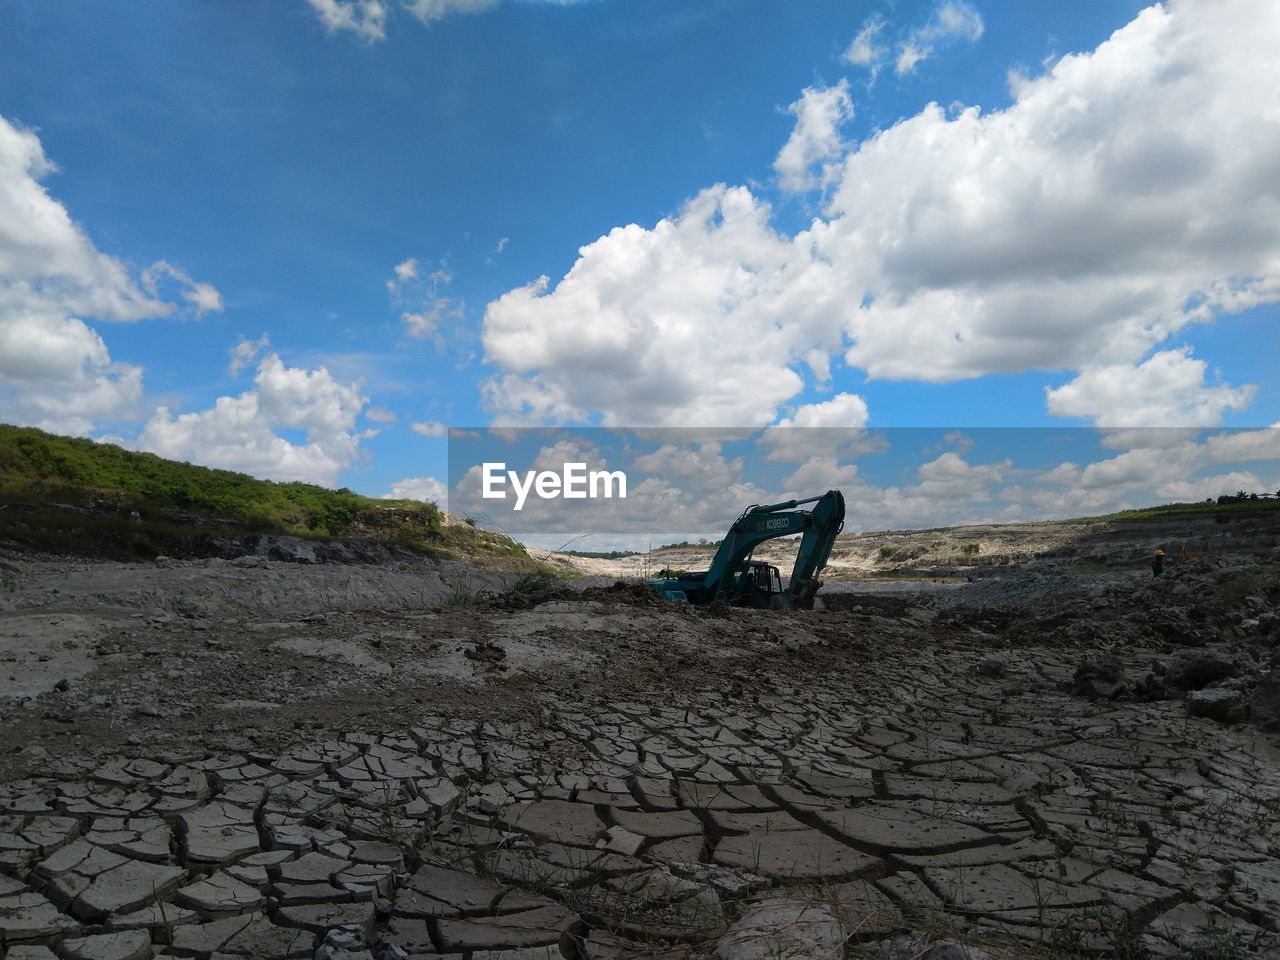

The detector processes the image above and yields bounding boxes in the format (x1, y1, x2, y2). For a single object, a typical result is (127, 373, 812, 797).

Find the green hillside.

(0, 424, 529, 566)
(1078, 494, 1280, 524)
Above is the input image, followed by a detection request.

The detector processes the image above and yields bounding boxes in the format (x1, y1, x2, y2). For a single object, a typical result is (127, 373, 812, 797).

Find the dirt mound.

(487, 576, 673, 611)
(820, 593, 919, 616)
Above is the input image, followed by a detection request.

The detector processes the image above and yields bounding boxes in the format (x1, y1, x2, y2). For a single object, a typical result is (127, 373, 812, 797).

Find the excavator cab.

(737, 560, 783, 608)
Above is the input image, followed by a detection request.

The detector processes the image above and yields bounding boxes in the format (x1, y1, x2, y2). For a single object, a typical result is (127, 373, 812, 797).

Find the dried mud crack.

(2, 549, 1278, 959)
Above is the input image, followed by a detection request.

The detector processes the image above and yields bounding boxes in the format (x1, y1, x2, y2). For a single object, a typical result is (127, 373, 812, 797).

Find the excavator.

(649, 489, 845, 609)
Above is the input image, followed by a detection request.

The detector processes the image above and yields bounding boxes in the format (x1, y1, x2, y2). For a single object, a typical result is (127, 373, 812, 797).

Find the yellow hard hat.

(1154, 548, 1165, 556)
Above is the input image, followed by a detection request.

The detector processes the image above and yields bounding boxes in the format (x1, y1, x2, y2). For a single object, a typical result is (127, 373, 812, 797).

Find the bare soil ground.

(2, 523, 1279, 959)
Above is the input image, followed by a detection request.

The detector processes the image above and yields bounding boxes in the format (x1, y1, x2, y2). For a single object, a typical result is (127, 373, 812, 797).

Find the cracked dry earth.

(2, 557, 1280, 959)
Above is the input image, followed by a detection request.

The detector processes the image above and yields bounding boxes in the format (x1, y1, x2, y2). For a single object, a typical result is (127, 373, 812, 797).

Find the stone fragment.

(314, 945, 376, 960)
(487, 849, 596, 890)
(36, 838, 125, 882)
(435, 903, 582, 952)
(502, 800, 603, 847)
(631, 777, 680, 810)
(179, 801, 260, 863)
(169, 912, 255, 954)
(713, 828, 878, 878)
(764, 784, 841, 811)
(677, 782, 774, 811)
(609, 808, 701, 839)
(1145, 901, 1270, 956)
(402, 864, 503, 915)
(645, 834, 704, 863)
(277, 851, 348, 884)
(0, 888, 78, 939)
(817, 804, 997, 854)
(74, 858, 187, 920)
(924, 863, 1099, 914)
(471, 949, 562, 960)
(3, 946, 60, 960)
(876, 939, 993, 960)
(348, 840, 404, 868)
(1186, 687, 1248, 723)
(606, 867, 711, 906)
(790, 770, 876, 801)
(707, 810, 806, 834)
(89, 818, 172, 863)
(1070, 656, 1128, 700)
(337, 862, 396, 899)
(875, 872, 945, 912)
(276, 900, 376, 939)
(882, 778, 1013, 804)
(0, 874, 27, 895)
(601, 826, 645, 857)
(898, 836, 1059, 868)
(1240, 664, 1278, 724)
(1165, 651, 1236, 690)
(419, 779, 463, 817)
(169, 918, 306, 958)
(713, 898, 844, 960)
(382, 916, 439, 952)
(273, 880, 353, 906)
(106, 902, 199, 930)
(12, 815, 81, 857)
(220, 917, 316, 957)
(59, 929, 152, 960)
(830, 880, 901, 938)
(919, 944, 993, 960)
(176, 870, 267, 912)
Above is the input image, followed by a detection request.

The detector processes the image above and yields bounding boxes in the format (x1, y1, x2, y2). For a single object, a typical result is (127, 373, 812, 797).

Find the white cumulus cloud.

(306, 0, 388, 41)
(308, 0, 589, 39)
(392, 257, 419, 284)
(384, 475, 447, 505)
(389, 259, 462, 346)
(481, 0, 1278, 429)
(830, 0, 1279, 384)
(774, 81, 854, 193)
(777, 393, 870, 429)
(137, 354, 369, 486)
(1045, 349, 1255, 427)
(1154, 470, 1264, 503)
(411, 419, 446, 437)
(0, 114, 218, 434)
(843, 17, 886, 68)
(896, 2, 983, 75)
(228, 334, 270, 377)
(844, 3, 981, 80)
(140, 261, 224, 318)
(1204, 425, 1280, 463)
(482, 185, 845, 426)
(404, 0, 497, 23)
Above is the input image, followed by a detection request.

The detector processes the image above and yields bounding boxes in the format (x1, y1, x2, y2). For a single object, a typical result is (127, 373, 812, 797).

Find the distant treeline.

(654, 538, 723, 551)
(1214, 490, 1280, 504)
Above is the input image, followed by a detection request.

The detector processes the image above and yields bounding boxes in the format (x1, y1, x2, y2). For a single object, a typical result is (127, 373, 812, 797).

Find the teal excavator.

(649, 489, 845, 609)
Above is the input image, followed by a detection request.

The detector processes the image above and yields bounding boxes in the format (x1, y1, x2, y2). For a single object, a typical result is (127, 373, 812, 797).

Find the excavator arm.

(656, 489, 844, 608)
(777, 488, 845, 609)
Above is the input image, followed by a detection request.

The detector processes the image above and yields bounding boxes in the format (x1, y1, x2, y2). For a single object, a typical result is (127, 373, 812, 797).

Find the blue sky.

(1, 0, 1277, 527)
